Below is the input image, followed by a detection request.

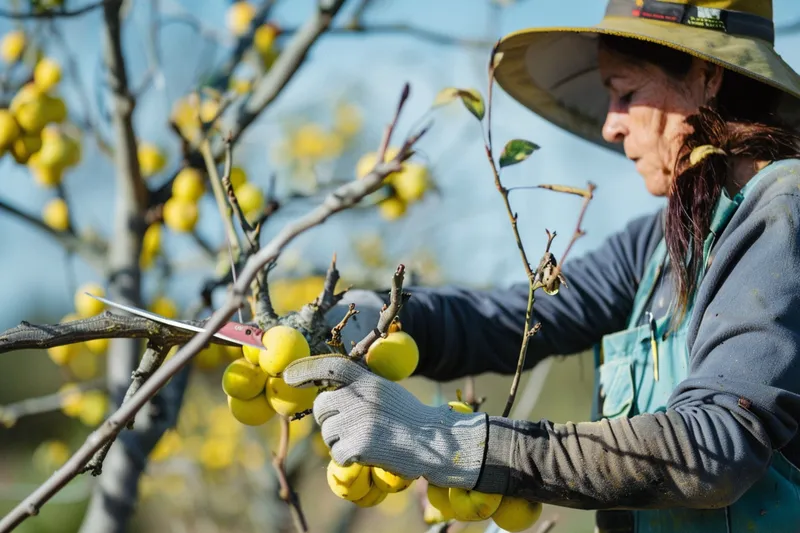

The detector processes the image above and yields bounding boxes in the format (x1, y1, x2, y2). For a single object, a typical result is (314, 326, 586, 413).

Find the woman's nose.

(602, 109, 627, 144)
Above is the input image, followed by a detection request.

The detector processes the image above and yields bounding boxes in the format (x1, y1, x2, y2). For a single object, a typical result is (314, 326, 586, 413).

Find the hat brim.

(494, 16, 800, 155)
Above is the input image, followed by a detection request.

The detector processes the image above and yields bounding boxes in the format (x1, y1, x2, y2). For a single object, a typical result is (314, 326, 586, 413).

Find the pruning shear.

(87, 294, 265, 349)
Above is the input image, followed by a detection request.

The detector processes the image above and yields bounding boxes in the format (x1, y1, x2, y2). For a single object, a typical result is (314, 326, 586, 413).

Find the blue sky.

(2, 0, 800, 328)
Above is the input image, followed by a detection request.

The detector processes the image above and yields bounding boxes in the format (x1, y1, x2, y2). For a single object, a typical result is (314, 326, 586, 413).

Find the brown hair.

(598, 35, 800, 327)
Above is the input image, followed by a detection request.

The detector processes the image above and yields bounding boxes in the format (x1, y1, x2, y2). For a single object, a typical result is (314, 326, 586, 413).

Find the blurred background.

(1, 1, 800, 532)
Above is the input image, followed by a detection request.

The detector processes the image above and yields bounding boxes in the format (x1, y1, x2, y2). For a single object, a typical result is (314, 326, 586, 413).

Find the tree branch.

(272, 416, 307, 532)
(0, 0, 112, 19)
(348, 264, 409, 360)
(0, 84, 425, 533)
(0, 379, 106, 428)
(74, 1, 151, 530)
(217, 0, 348, 152)
(286, 23, 495, 48)
(0, 313, 215, 353)
(0, 199, 107, 271)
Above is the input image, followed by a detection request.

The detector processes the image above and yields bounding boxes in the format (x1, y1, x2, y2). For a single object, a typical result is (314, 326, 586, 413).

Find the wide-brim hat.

(494, 0, 800, 155)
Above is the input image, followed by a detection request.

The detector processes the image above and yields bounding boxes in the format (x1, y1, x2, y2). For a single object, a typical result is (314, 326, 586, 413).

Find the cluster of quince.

(355, 147, 432, 221)
(0, 52, 79, 182)
(425, 478, 543, 532)
(222, 325, 316, 425)
(422, 398, 543, 531)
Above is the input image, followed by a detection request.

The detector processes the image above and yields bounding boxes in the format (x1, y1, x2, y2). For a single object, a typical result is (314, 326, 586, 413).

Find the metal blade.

(88, 294, 263, 348)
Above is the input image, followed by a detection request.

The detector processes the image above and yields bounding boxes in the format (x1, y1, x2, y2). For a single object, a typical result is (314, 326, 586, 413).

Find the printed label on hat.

(687, 7, 726, 31)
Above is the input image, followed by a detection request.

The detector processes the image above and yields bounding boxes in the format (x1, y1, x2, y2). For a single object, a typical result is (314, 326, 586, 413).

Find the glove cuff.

(427, 410, 489, 489)
(472, 416, 514, 494)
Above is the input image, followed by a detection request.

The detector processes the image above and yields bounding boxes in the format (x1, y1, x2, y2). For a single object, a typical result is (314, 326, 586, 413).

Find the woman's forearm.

(475, 404, 771, 510)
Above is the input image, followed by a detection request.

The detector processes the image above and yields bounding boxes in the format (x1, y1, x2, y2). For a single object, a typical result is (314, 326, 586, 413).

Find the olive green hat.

(493, 0, 800, 154)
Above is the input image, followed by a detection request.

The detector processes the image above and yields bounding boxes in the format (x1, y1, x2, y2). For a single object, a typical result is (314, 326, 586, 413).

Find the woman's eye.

(619, 91, 633, 105)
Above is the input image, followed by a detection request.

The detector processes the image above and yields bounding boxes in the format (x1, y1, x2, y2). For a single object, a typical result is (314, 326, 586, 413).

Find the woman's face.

(598, 47, 721, 196)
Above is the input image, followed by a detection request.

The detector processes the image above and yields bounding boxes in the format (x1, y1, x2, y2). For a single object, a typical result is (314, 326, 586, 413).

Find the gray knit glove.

(282, 354, 489, 489)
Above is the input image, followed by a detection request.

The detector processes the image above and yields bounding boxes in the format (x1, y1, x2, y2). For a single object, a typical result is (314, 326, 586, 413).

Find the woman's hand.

(282, 354, 488, 489)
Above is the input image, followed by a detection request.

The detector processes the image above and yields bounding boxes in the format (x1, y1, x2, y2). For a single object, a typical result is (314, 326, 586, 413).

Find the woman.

(284, 1, 800, 531)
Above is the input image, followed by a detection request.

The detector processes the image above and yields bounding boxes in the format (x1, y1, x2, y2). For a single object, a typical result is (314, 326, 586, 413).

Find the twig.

(120, 344, 171, 430)
(82, 344, 170, 475)
(200, 140, 243, 261)
(284, 23, 494, 48)
(0, 84, 425, 533)
(481, 47, 539, 418)
(207, 0, 276, 91)
(479, 45, 595, 418)
(221, 138, 256, 240)
(0, 379, 106, 428)
(272, 416, 307, 532)
(0, 200, 107, 271)
(348, 264, 409, 360)
(552, 183, 596, 276)
(48, 25, 112, 156)
(190, 229, 217, 259)
(218, 137, 278, 326)
(0, 0, 111, 19)
(328, 303, 357, 355)
(313, 253, 344, 319)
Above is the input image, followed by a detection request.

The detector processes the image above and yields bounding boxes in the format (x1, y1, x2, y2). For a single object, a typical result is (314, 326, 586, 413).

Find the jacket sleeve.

(388, 209, 664, 381)
(473, 193, 800, 510)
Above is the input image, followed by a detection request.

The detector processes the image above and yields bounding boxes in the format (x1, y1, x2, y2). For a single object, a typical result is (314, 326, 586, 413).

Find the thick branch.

(0, 312, 224, 354)
(0, 85, 424, 533)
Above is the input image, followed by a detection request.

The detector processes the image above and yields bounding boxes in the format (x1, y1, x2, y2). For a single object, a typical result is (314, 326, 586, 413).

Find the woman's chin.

(638, 168, 671, 197)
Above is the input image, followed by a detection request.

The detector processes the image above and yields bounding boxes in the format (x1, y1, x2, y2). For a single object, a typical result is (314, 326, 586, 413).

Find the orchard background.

(2, 1, 800, 533)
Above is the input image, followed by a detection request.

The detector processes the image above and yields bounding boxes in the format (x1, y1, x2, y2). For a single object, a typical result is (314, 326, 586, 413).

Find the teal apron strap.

(627, 239, 668, 330)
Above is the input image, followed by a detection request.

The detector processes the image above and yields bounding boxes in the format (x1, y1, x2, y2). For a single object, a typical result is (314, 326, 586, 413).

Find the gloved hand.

(282, 353, 488, 489)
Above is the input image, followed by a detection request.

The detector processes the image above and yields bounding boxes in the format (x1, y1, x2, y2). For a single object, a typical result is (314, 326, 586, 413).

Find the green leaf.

(431, 87, 485, 121)
(457, 89, 485, 121)
(499, 139, 540, 168)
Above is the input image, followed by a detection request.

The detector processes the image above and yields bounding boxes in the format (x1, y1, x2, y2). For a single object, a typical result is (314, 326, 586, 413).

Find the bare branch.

(0, 379, 106, 428)
(82, 344, 171, 475)
(313, 24, 495, 48)
(207, 0, 277, 91)
(217, 0, 348, 151)
(0, 199, 107, 271)
(0, 312, 220, 354)
(0, 84, 424, 533)
(314, 253, 343, 316)
(272, 416, 308, 532)
(349, 264, 409, 360)
(201, 139, 243, 260)
(0, 0, 111, 19)
(328, 303, 358, 355)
